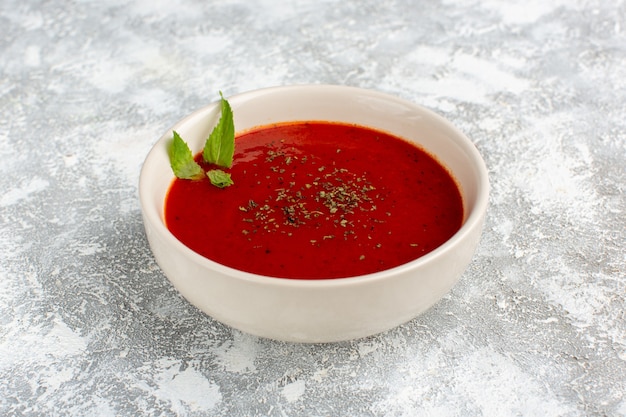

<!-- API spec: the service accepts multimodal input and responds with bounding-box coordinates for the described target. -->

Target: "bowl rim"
[139,84,489,288]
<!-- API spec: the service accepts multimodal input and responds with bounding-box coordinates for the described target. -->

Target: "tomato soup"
[164,122,463,279]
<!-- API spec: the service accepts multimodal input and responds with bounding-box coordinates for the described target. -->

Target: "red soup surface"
[165,122,463,279]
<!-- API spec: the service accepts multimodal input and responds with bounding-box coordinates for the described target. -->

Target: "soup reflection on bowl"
[139,85,489,343]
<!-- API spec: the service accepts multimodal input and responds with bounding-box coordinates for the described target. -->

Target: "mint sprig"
[203,92,235,168]
[168,131,205,180]
[168,92,235,188]
[207,169,234,188]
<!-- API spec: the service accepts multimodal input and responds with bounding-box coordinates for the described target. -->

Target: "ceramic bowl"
[139,85,489,343]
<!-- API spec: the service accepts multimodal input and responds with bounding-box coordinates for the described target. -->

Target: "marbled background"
[1,0,625,416]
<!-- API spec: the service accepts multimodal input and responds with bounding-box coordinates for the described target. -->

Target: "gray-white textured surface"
[1,0,625,415]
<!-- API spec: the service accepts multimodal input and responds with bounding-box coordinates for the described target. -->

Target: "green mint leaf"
[168,131,204,180]
[203,92,235,168]
[207,169,234,188]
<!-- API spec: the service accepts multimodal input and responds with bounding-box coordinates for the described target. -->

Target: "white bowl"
[139,85,489,343]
